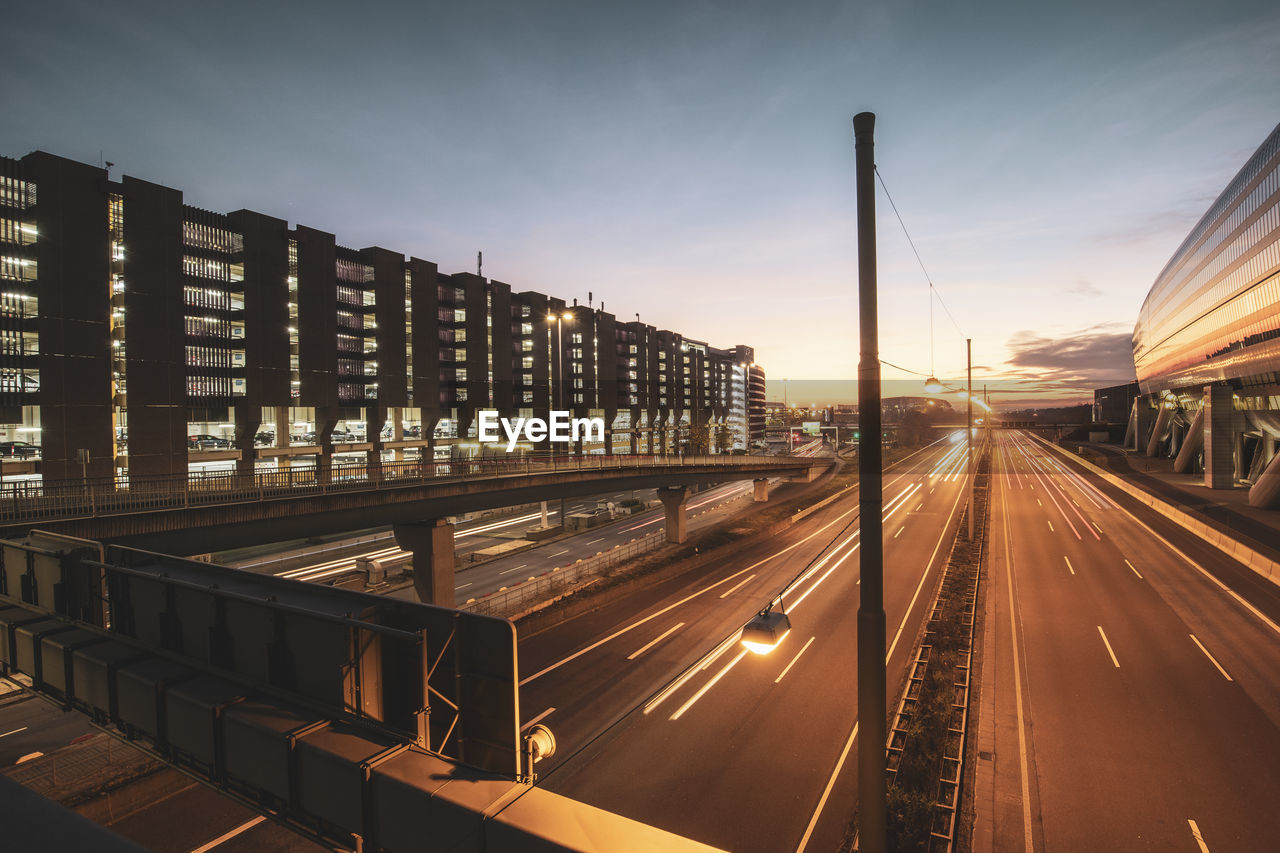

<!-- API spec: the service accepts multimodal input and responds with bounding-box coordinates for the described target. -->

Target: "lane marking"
[1046,520,1054,532]
[550,549,570,557]
[498,564,529,575]
[1125,559,1143,579]
[893,527,903,539]
[521,707,556,731]
[718,574,757,599]
[795,725,859,852]
[775,636,815,684]
[0,726,28,739]
[1097,625,1120,668]
[1063,556,1075,575]
[587,537,606,545]
[189,815,267,852]
[669,649,748,720]
[1000,452,1036,853]
[1188,819,1211,853]
[1189,634,1232,682]
[1036,498,1042,507]
[454,582,472,591]
[627,623,685,660]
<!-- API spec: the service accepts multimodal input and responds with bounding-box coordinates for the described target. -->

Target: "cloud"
[1067,279,1102,297]
[1002,324,1136,392]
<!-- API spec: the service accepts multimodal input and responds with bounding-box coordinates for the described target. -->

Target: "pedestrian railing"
[0,453,817,524]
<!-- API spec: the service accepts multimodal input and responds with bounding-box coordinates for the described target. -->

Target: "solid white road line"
[1125,559,1143,579]
[1188,819,1212,853]
[1189,634,1233,682]
[775,637,815,684]
[521,707,556,731]
[718,574,757,599]
[1097,625,1120,668]
[188,815,267,853]
[794,723,857,853]
[627,623,685,660]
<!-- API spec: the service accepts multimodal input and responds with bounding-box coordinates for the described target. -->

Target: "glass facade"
[1133,122,1280,395]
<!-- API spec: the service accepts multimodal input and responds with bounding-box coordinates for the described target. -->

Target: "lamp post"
[966,338,974,541]
[853,110,887,853]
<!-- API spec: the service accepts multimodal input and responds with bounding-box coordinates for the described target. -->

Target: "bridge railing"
[0,453,819,524]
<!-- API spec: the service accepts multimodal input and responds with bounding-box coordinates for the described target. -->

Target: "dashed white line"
[587,537,606,545]
[1188,819,1211,853]
[1125,559,1143,579]
[774,636,815,684]
[454,582,472,591]
[1046,520,1054,532]
[0,726,28,739]
[550,549,570,557]
[893,527,904,539]
[1097,625,1119,668]
[627,623,685,660]
[1063,556,1075,575]
[1189,634,1232,681]
[718,574,757,599]
[497,564,529,575]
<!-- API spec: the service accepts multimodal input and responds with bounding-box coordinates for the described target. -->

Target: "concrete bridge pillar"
[658,486,690,544]
[234,403,261,480]
[366,404,385,482]
[1204,386,1243,489]
[753,478,769,502]
[394,519,455,607]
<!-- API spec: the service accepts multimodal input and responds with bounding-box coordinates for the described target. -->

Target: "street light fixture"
[740,608,791,655]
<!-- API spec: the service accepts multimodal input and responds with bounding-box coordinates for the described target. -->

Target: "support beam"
[393,520,455,607]
[657,486,690,544]
[1173,407,1204,473]
[753,478,769,502]
[1145,404,1172,457]
[1251,440,1280,508]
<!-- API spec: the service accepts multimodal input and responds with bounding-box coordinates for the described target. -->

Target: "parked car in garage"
[0,440,39,458]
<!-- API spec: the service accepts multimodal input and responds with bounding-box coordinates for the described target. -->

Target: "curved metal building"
[1129,121,1280,507]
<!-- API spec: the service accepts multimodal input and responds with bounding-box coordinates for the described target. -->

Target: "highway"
[983,431,1280,852]
[514,436,972,851]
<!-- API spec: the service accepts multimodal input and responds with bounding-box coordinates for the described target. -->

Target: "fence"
[460,531,667,618]
[0,453,814,525]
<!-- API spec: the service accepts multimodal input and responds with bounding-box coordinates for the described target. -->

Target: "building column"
[1128,398,1154,452]
[389,406,404,463]
[658,486,690,544]
[233,402,260,480]
[1249,437,1280,508]
[1203,386,1242,490]
[1145,404,1172,457]
[365,404,385,483]
[1173,407,1204,474]
[393,519,455,606]
[314,406,338,485]
[753,478,769,502]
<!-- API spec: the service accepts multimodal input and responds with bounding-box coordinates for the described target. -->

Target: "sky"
[5,0,1279,408]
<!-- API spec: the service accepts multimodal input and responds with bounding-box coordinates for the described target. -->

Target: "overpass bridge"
[0,453,832,606]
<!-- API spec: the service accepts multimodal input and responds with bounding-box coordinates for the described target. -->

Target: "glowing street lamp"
[923,375,944,394]
[740,608,791,655]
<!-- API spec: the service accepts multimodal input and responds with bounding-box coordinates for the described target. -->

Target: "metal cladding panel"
[368,748,463,853]
[1,545,32,605]
[115,657,192,739]
[13,619,74,679]
[39,628,107,698]
[28,549,65,615]
[71,642,148,718]
[164,674,248,769]
[222,698,322,802]
[295,724,397,836]
[0,605,42,670]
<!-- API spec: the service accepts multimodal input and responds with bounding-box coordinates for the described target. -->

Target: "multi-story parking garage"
[1130,120,1280,508]
[0,151,766,487]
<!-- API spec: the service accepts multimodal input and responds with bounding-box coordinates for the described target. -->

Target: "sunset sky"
[5,0,1279,407]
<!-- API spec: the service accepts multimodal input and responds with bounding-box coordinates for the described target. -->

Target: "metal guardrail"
[0,453,818,525]
[461,531,667,618]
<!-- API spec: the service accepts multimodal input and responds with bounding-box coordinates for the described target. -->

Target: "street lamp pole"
[853,110,887,853]
[967,337,974,541]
